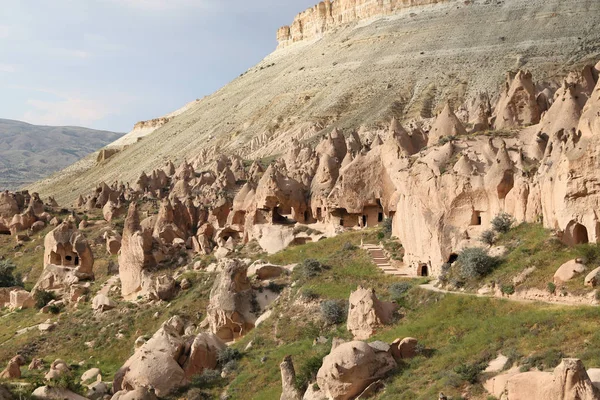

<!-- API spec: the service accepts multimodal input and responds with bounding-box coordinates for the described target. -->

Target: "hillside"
[29,0,600,205]
[0,119,123,191]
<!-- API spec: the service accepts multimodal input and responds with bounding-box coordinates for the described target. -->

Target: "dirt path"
[419,283,597,308]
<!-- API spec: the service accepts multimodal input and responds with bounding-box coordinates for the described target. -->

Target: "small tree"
[457,248,498,279]
[491,213,514,234]
[320,300,346,325]
[300,259,322,279]
[0,260,22,288]
[34,290,56,309]
[480,230,496,246]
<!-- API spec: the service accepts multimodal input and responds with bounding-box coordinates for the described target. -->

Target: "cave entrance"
[563,221,589,246]
[418,264,429,277]
[447,253,459,264]
[471,210,482,226]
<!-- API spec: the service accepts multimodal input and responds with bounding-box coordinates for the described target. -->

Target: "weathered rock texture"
[347,287,396,340]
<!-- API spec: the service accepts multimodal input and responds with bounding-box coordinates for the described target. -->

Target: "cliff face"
[277,0,447,48]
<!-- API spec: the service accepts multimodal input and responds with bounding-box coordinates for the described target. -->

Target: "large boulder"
[43,222,94,275]
[114,316,226,397]
[206,259,255,341]
[314,341,396,400]
[92,294,116,312]
[0,355,25,379]
[111,388,158,400]
[554,259,586,285]
[31,386,87,400]
[485,358,600,399]
[347,287,397,340]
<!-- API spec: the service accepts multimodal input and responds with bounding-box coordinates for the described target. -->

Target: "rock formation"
[0,355,25,379]
[313,341,396,399]
[347,287,396,340]
[485,358,600,399]
[280,356,302,400]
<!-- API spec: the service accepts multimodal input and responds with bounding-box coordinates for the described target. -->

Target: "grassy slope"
[2,225,600,399]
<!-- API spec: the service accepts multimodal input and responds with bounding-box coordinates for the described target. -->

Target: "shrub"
[300,289,320,301]
[188,369,221,389]
[438,135,457,146]
[320,300,346,325]
[265,281,284,293]
[547,282,556,294]
[0,260,22,288]
[389,282,411,299]
[295,354,325,392]
[501,284,515,295]
[457,248,498,279]
[491,213,514,234]
[300,259,323,279]
[454,362,485,384]
[217,348,241,366]
[480,230,496,246]
[34,290,56,309]
[342,242,356,251]
[381,218,393,237]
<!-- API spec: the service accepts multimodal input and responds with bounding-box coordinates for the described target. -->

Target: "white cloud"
[0,25,10,39]
[47,48,91,59]
[22,97,110,127]
[0,64,17,73]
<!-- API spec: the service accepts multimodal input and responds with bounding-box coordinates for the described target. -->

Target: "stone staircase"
[362,244,407,276]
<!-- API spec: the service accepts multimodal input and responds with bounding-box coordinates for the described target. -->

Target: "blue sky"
[0,0,315,132]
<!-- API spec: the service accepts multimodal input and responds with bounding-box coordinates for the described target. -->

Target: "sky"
[0,0,316,132]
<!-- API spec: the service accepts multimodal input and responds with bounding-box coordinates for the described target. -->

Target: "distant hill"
[0,119,123,190]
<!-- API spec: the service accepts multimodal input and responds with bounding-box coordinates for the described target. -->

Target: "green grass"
[450,223,600,296]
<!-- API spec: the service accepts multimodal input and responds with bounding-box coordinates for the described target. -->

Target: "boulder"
[44,359,70,381]
[585,267,600,287]
[390,338,419,361]
[28,358,44,371]
[182,333,226,378]
[315,341,396,400]
[554,259,586,285]
[0,355,25,379]
[154,275,177,301]
[111,388,158,400]
[206,259,255,341]
[485,358,600,399]
[347,287,397,340]
[81,368,102,385]
[31,386,87,400]
[92,294,116,312]
[9,290,34,310]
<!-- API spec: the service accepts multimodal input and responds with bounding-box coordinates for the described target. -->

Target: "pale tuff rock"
[554,259,587,285]
[494,70,541,129]
[0,355,25,379]
[31,386,88,400]
[33,222,94,297]
[9,290,35,310]
[280,356,302,400]
[114,316,225,397]
[585,267,600,287]
[314,341,396,400]
[44,359,70,381]
[111,388,158,400]
[347,287,397,340]
[485,358,600,400]
[92,294,116,312]
[276,0,446,48]
[80,368,102,385]
[206,259,255,341]
[427,103,467,146]
[390,338,419,362]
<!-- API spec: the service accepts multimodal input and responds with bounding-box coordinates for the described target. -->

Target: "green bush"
[454,362,485,384]
[456,248,498,279]
[501,284,515,295]
[34,290,56,309]
[300,259,323,279]
[295,354,326,392]
[300,289,320,301]
[491,213,514,234]
[389,282,411,299]
[0,260,23,288]
[480,230,496,246]
[381,218,393,237]
[342,242,357,251]
[320,300,346,325]
[547,282,556,294]
[217,348,241,366]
